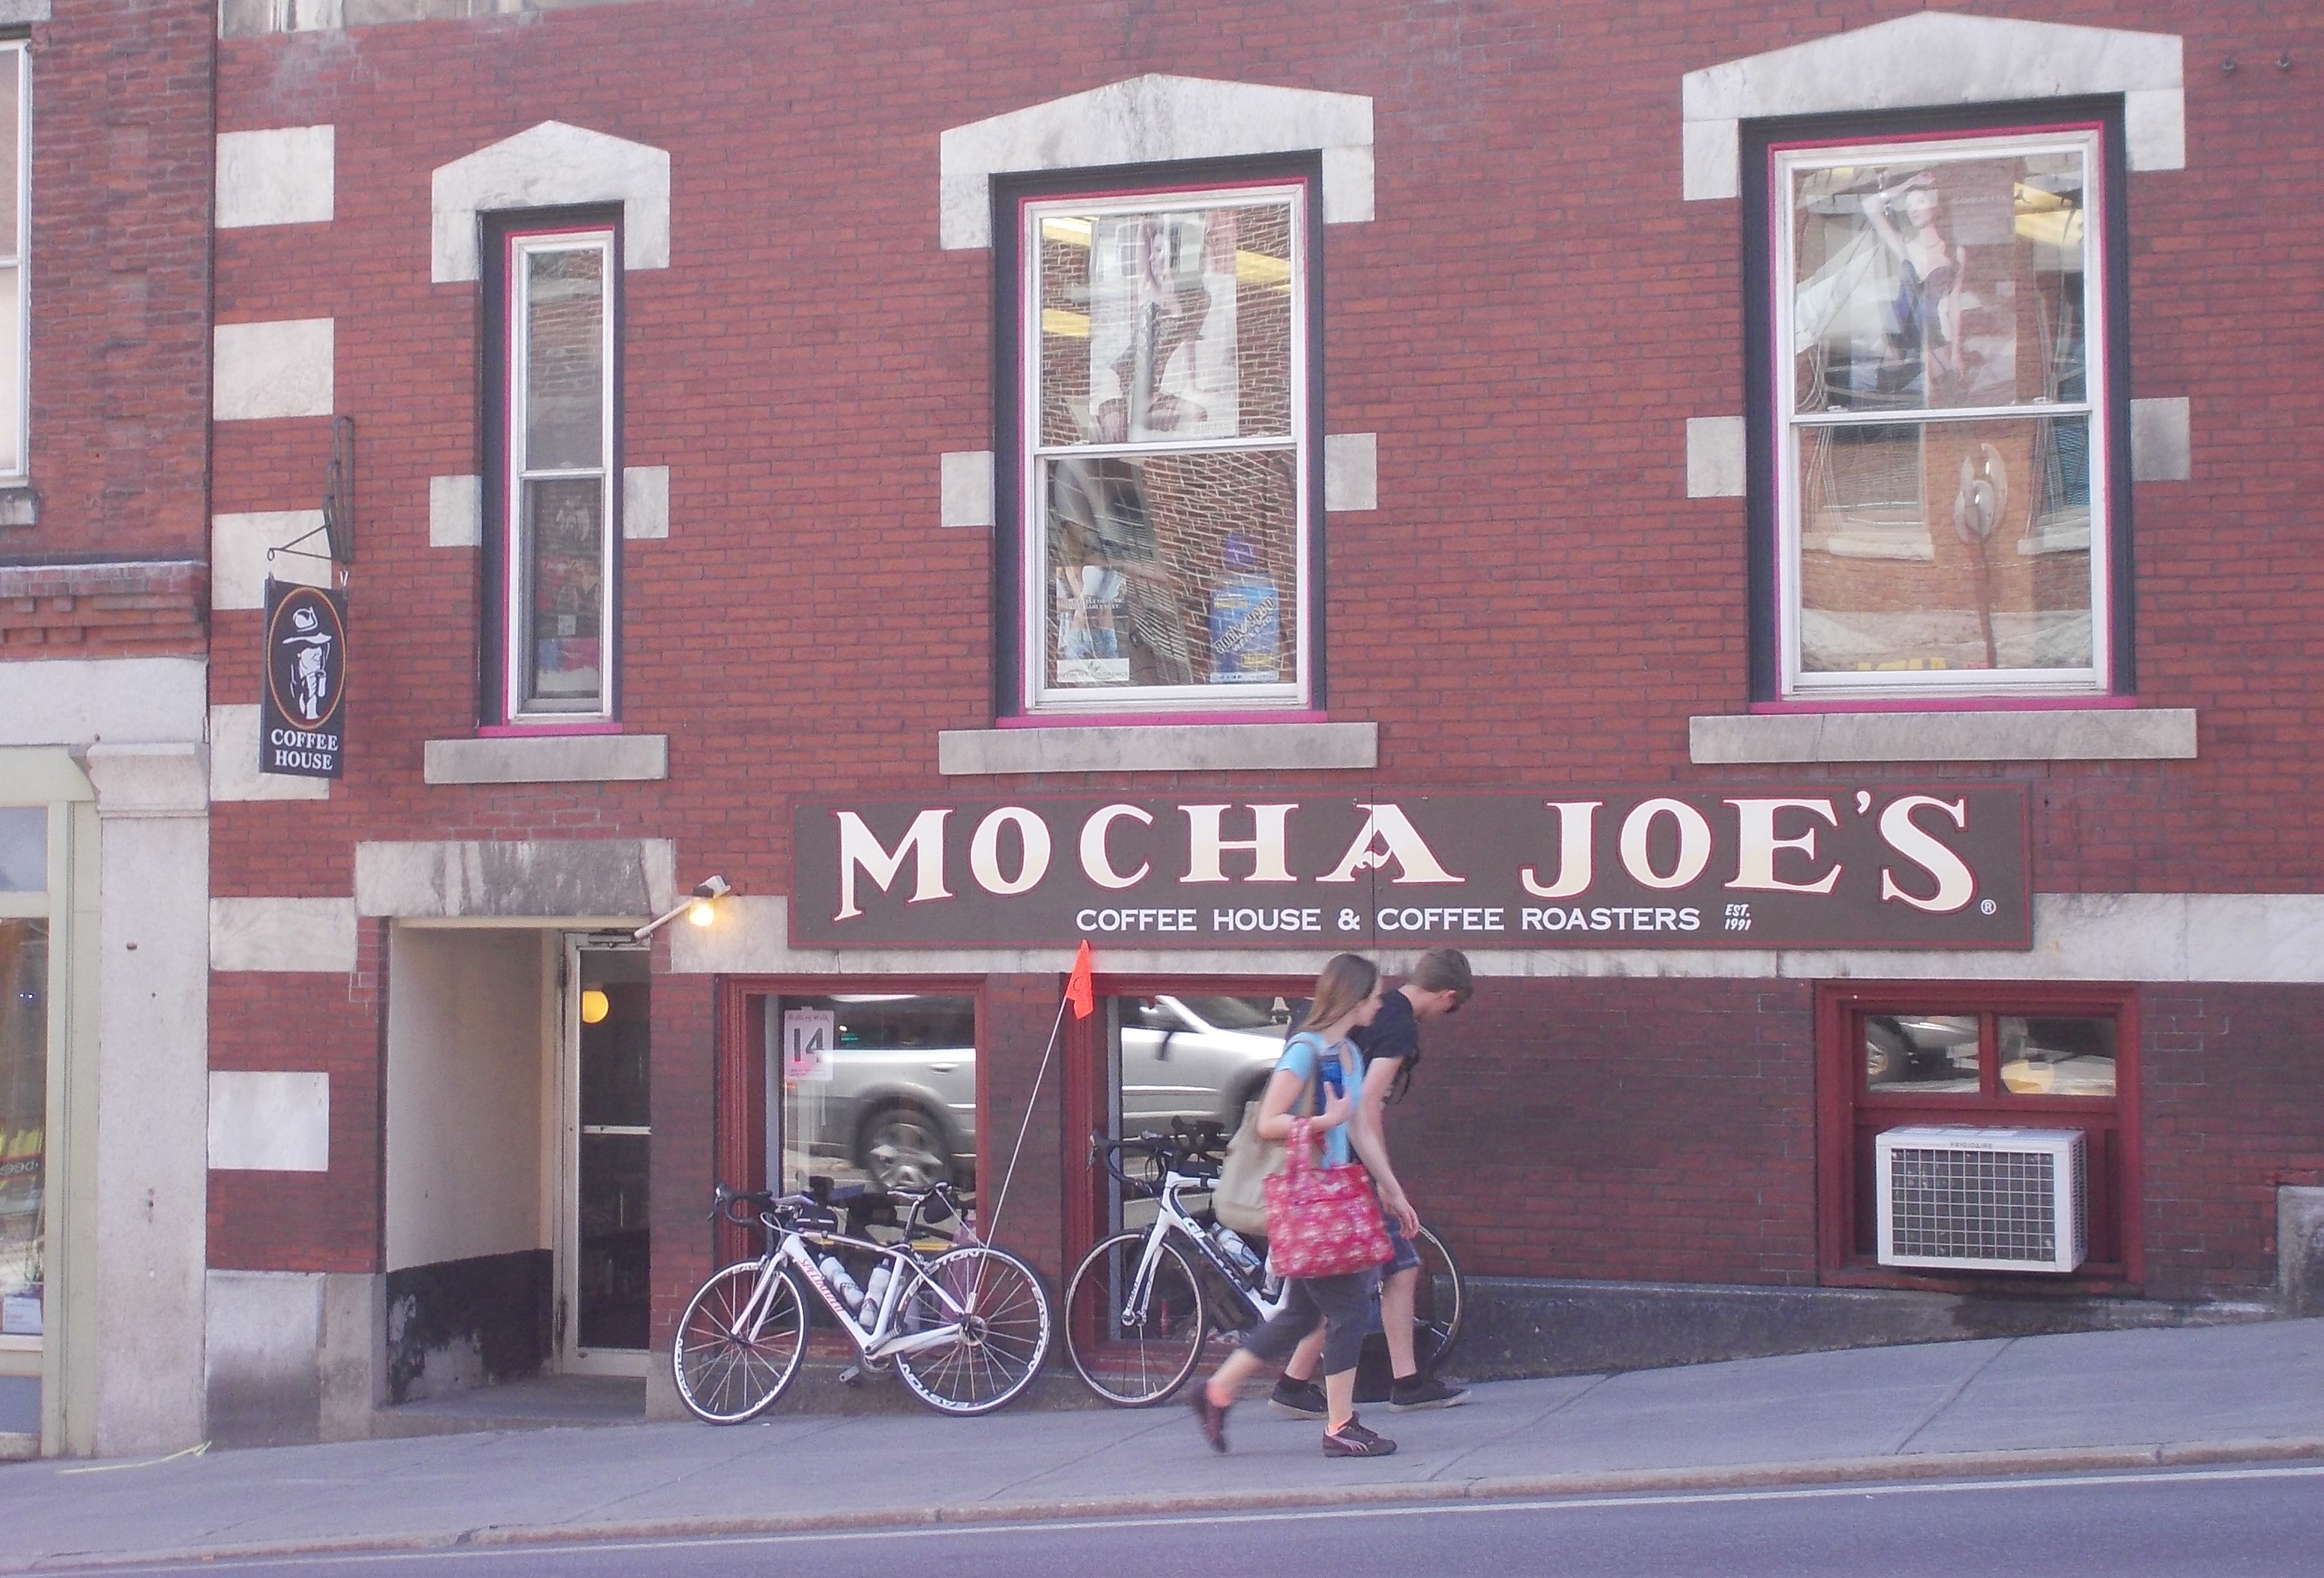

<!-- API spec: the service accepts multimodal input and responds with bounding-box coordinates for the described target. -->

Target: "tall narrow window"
[1016,181,1313,716]
[0,43,28,480]
[1769,125,2115,699]
[502,227,617,722]
[0,806,48,1342]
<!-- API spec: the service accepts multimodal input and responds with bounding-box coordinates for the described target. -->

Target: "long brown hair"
[1304,952,1379,1036]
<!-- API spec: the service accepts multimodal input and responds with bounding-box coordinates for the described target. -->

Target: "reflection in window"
[1108,994,1289,1231]
[1025,188,1309,712]
[0,806,41,893]
[1999,1015,2116,1098]
[0,920,45,1337]
[764,994,977,1203]
[1865,1013,1980,1094]
[1776,130,2110,698]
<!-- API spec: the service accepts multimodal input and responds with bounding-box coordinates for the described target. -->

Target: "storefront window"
[1773,127,2114,698]
[765,994,977,1203]
[1103,993,1292,1230]
[1018,182,1312,714]
[575,949,648,1351]
[0,806,40,892]
[0,917,45,1338]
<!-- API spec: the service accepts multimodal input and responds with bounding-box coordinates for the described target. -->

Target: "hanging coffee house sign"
[259,579,349,779]
[792,788,2032,949]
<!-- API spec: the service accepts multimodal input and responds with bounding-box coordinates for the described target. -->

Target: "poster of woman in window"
[1790,153,2088,413]
[1086,209,1240,441]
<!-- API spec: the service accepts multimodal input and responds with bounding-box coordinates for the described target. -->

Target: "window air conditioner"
[1874,1125,2086,1274]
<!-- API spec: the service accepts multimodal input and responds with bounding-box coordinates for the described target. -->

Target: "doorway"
[561,940,651,1373]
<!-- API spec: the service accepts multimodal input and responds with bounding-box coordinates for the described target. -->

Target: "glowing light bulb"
[579,988,610,1024]
[687,898,716,927]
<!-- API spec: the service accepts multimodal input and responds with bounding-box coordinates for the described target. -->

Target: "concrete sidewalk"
[2,1318,2320,1571]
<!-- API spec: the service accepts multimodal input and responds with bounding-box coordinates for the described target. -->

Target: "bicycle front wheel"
[1410,1224,1466,1377]
[671,1260,808,1424]
[893,1245,1054,1416]
[1063,1230,1209,1406]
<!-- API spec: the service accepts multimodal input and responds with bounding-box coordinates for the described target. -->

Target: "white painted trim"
[0,659,207,748]
[430,121,671,284]
[1685,416,1746,498]
[208,1072,331,1173]
[214,319,334,421]
[82,744,207,819]
[211,897,358,973]
[671,892,2324,987]
[211,511,331,610]
[2130,396,2191,483]
[1324,433,1377,513]
[428,475,482,548]
[1689,708,2197,764]
[353,838,677,920]
[208,705,331,802]
[938,74,1374,250]
[938,721,1377,776]
[1680,11,2185,201]
[621,466,668,541]
[939,451,993,529]
[423,734,668,785]
[216,125,335,229]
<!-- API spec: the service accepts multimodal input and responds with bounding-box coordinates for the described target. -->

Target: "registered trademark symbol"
[1979,898,1998,916]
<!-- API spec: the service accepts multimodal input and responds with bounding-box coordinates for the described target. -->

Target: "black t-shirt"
[1353,989,1421,1099]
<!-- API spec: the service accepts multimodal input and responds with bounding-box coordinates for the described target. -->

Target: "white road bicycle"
[1063,1125,1465,1407]
[673,1185,1053,1422]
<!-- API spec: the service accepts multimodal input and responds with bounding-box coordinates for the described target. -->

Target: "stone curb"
[10,1437,2323,1572]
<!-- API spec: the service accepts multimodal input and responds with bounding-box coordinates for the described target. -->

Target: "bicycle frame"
[1119,1166,1288,1332]
[730,1224,975,1363]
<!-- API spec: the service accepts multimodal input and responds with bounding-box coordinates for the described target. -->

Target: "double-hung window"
[0,43,27,483]
[1014,178,1314,716]
[1766,121,2118,700]
[498,223,618,723]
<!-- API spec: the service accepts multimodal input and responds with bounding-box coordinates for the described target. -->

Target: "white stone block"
[208,1072,331,1173]
[1685,416,1747,498]
[428,476,482,548]
[0,657,207,749]
[432,122,671,284]
[1689,708,2198,764]
[623,466,669,540]
[423,734,668,785]
[216,125,335,229]
[2131,396,2191,483]
[939,451,993,529]
[212,511,331,611]
[211,896,359,973]
[1324,433,1377,513]
[209,704,331,802]
[938,722,1378,776]
[214,319,334,421]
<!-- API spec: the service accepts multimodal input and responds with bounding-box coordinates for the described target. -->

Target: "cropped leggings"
[1236,1269,1378,1376]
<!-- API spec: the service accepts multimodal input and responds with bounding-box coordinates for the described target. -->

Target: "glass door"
[562,941,650,1370]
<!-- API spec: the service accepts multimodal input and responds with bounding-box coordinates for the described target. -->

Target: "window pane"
[1,920,46,1338]
[1044,450,1298,691]
[524,247,605,471]
[1999,1016,2116,1098]
[1111,994,1290,1230]
[768,994,977,1200]
[0,807,40,892]
[1865,1013,1979,1093]
[0,52,18,253]
[1796,415,2093,675]
[521,477,604,707]
[0,266,20,476]
[1792,150,2088,414]
[1037,200,1294,447]
[575,1132,649,1349]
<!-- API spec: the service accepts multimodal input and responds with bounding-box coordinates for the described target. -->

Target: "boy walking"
[1271,947,1473,1416]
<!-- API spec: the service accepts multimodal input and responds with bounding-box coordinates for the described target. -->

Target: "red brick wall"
[0,560,207,656]
[203,2,2323,1295]
[12,0,213,567]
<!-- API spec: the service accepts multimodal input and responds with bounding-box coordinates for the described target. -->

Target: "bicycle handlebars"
[1092,1120,1228,1192]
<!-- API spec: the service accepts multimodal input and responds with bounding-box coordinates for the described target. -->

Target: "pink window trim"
[1748,696,2135,716]
[477,721,627,738]
[995,710,1329,730]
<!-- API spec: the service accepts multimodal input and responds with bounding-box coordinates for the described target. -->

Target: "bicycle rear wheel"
[1410,1224,1466,1376]
[893,1245,1053,1416]
[671,1260,808,1424]
[1063,1230,1209,1406]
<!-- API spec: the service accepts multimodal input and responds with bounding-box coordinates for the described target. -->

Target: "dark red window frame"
[1816,980,2142,1291]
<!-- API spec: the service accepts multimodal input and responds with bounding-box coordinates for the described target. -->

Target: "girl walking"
[1188,953,1418,1458]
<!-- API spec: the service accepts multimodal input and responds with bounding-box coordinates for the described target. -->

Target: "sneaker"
[1268,1377,1327,1418]
[1188,1385,1231,1454]
[1322,1414,1398,1458]
[1388,1374,1469,1412]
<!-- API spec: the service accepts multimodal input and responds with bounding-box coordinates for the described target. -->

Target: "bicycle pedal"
[838,1364,866,1387]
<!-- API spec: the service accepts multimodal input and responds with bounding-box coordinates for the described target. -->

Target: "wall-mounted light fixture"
[636,875,734,942]
[579,988,612,1024]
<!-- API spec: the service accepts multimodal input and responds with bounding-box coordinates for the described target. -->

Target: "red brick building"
[28,0,2324,1451]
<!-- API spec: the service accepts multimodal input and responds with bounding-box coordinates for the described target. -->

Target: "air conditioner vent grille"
[1874,1125,2088,1274]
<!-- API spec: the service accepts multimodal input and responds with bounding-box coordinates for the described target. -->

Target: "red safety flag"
[1064,940,1094,1020]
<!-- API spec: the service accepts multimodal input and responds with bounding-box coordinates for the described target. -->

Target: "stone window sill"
[424,734,668,785]
[938,722,1378,776]
[1689,710,2197,764]
[0,486,37,527]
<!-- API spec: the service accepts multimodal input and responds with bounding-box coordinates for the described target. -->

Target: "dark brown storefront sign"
[791,788,2030,950]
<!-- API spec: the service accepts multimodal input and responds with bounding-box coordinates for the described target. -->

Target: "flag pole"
[977,941,1092,1253]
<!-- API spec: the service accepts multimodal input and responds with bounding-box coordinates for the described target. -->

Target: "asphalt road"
[74,1462,2324,1577]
